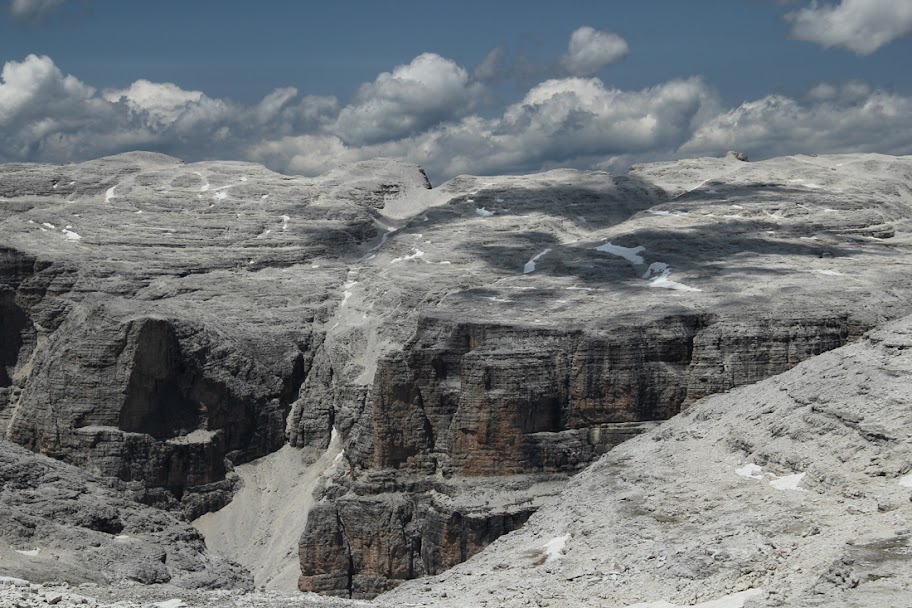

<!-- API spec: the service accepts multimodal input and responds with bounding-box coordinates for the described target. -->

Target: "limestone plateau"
[1,151,911,607]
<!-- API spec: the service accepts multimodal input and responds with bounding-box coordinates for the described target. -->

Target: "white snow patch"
[804,183,823,189]
[814,269,843,276]
[438,261,452,265]
[262,194,269,199]
[15,548,40,557]
[341,292,353,307]
[824,208,836,213]
[770,472,806,491]
[466,198,474,203]
[62,229,81,241]
[899,474,912,488]
[52,182,57,189]
[214,191,228,201]
[524,248,552,274]
[596,242,645,264]
[476,207,495,217]
[495,197,504,202]
[258,230,272,239]
[41,222,55,230]
[114,535,131,542]
[735,463,764,480]
[281,215,290,230]
[642,262,668,279]
[68,181,75,185]
[391,249,424,263]
[627,589,763,608]
[104,186,116,203]
[153,600,185,608]
[647,209,687,217]
[565,286,593,291]
[481,296,513,303]
[240,176,248,182]
[542,534,569,564]
[646,265,701,292]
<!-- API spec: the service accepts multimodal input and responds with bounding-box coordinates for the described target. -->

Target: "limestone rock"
[2,151,912,596]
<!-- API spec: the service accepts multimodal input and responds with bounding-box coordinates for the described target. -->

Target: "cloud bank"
[1,25,911,182]
[786,0,912,54]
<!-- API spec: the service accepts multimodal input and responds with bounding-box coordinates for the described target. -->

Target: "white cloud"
[681,82,912,158]
[332,52,486,145]
[2,52,912,183]
[560,26,629,76]
[786,0,912,54]
[8,0,67,23]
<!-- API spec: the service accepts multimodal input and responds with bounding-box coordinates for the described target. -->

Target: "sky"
[1,0,911,183]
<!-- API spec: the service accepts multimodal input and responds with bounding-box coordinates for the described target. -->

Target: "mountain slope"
[384,314,912,607]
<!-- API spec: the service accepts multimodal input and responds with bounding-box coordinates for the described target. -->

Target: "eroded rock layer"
[2,152,912,595]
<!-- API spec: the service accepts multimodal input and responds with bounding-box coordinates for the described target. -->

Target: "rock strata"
[2,152,912,595]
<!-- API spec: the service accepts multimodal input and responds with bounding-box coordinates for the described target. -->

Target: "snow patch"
[480,296,513,303]
[62,229,81,241]
[735,463,764,480]
[114,535,131,542]
[476,207,495,217]
[596,242,645,264]
[899,474,912,488]
[240,176,248,182]
[647,209,687,217]
[281,215,290,231]
[41,222,55,230]
[153,600,186,608]
[15,548,40,557]
[542,534,569,564]
[391,249,424,264]
[627,589,763,608]
[814,269,843,276]
[104,186,116,203]
[214,191,228,201]
[770,472,807,492]
[643,264,701,292]
[524,248,552,274]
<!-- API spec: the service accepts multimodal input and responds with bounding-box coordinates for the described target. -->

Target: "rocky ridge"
[1,151,912,596]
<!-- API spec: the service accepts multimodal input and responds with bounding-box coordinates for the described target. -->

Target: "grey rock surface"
[2,151,912,597]
[0,438,250,589]
[383,313,912,607]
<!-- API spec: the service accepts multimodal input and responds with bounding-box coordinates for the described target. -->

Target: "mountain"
[1,150,911,601]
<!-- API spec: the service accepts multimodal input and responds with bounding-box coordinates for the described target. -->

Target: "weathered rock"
[0,438,250,589]
[3,151,912,596]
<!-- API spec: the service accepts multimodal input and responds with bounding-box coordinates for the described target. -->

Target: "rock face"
[381,313,912,608]
[0,438,250,589]
[2,151,912,596]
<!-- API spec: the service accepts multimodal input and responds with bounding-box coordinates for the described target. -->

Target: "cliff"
[1,151,912,595]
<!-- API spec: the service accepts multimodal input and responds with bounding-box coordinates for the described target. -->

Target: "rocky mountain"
[383,312,912,608]
[1,150,912,601]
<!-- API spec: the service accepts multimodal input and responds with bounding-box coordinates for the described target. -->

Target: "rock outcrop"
[382,312,912,608]
[0,438,250,589]
[2,151,912,596]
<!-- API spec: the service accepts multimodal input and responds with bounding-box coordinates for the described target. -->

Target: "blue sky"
[1,0,911,182]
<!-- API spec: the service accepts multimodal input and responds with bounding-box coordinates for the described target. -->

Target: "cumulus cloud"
[786,0,912,54]
[681,82,912,158]
[333,53,486,145]
[560,26,629,76]
[2,52,912,183]
[8,0,68,23]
